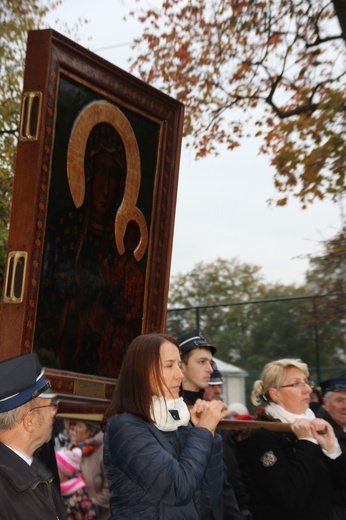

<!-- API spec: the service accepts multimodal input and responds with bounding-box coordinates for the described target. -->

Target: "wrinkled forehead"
[326,391,346,401]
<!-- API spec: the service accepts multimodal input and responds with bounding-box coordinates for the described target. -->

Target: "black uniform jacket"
[236,422,346,520]
[316,407,346,512]
[0,442,67,520]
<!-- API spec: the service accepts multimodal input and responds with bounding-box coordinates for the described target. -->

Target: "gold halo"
[66,100,148,260]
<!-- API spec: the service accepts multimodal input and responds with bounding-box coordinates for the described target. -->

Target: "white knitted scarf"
[266,402,315,423]
[151,396,190,431]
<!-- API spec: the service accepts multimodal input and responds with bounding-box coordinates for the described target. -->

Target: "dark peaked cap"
[209,367,223,385]
[0,352,48,413]
[179,329,216,355]
[320,375,346,396]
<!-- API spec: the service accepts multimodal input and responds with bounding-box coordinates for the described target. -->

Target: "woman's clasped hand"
[189,398,230,434]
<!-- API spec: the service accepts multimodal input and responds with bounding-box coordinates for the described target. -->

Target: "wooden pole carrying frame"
[217,420,292,432]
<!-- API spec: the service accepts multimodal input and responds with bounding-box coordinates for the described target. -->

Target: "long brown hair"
[103,333,179,425]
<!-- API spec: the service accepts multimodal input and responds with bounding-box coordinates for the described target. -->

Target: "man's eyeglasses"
[30,400,60,414]
[279,380,315,389]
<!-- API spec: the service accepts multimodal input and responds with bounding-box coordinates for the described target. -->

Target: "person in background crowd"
[53,418,71,450]
[179,329,247,520]
[203,359,253,520]
[236,358,346,520]
[309,386,323,413]
[228,403,254,421]
[179,329,215,406]
[0,353,67,519]
[317,375,346,520]
[317,376,346,436]
[204,363,224,402]
[103,333,229,519]
[56,447,97,519]
[66,418,110,520]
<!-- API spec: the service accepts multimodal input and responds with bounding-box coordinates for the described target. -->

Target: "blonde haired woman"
[237,358,346,520]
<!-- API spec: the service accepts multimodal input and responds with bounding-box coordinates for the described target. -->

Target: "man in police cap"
[317,375,346,443]
[204,363,224,402]
[179,330,247,520]
[179,328,216,406]
[0,352,67,519]
[316,375,346,519]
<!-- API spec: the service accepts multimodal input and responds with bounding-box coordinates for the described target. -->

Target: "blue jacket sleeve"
[199,430,224,511]
[105,413,224,508]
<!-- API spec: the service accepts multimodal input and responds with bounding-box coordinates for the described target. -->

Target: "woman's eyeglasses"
[279,380,314,389]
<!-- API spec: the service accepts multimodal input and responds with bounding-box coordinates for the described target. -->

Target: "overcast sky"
[45,0,344,287]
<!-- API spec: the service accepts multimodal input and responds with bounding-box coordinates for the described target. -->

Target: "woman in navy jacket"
[103,333,230,519]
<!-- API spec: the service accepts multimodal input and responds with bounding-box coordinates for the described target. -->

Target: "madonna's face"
[91,150,118,219]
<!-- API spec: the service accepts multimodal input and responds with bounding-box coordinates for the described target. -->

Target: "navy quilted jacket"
[103,412,224,519]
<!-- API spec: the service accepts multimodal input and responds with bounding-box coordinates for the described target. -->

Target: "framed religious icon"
[0,29,184,413]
